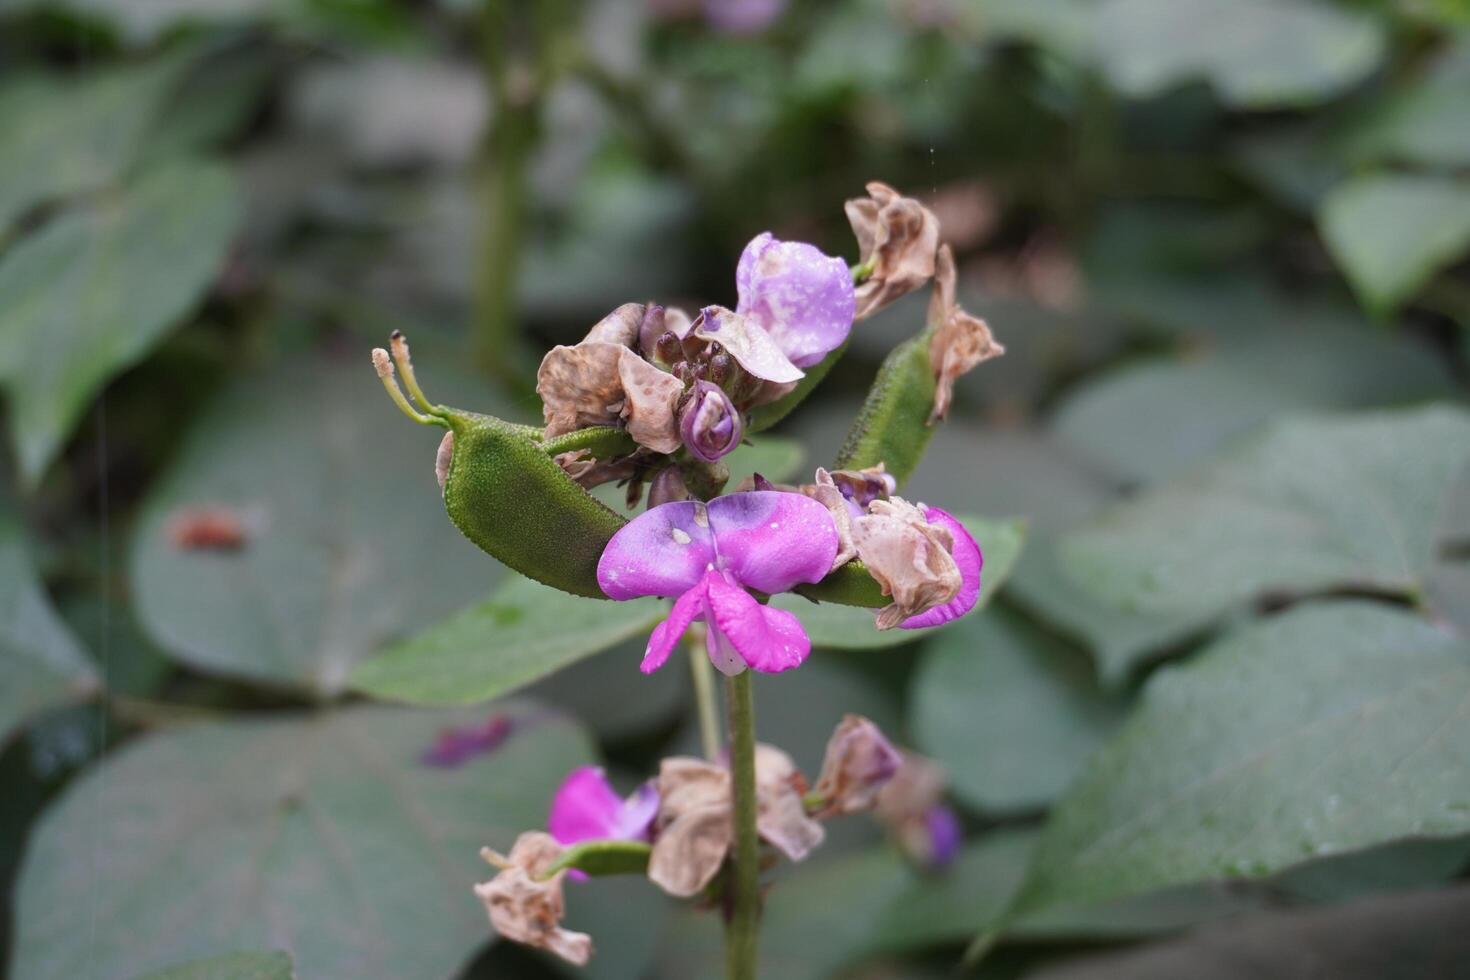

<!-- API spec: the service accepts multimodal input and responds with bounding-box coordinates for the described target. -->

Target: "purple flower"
[736,232,856,369]
[922,804,963,869]
[705,0,786,34]
[596,491,839,675]
[548,766,659,846]
[899,506,981,630]
[680,380,743,462]
[421,714,514,767]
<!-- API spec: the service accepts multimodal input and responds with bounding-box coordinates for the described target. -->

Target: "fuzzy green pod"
[440,411,627,598]
[833,326,936,485]
[374,335,629,599]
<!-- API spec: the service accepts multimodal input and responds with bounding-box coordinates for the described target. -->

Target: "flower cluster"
[474,715,944,965]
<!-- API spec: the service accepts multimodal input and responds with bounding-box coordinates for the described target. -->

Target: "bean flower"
[596,491,839,675]
[548,766,658,847]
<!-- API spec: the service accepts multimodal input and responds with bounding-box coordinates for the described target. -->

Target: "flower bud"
[637,304,669,358]
[647,466,690,508]
[810,714,903,817]
[679,380,743,463]
[654,330,685,367]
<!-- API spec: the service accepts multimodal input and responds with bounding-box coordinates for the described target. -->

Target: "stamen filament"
[389,330,436,414]
[372,348,439,426]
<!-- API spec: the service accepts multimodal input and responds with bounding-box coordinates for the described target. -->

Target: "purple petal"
[614,782,660,841]
[707,491,839,594]
[642,577,710,673]
[923,804,963,868]
[598,501,717,600]
[736,232,856,368]
[705,0,785,34]
[705,573,811,674]
[548,766,626,844]
[693,306,805,384]
[900,507,983,629]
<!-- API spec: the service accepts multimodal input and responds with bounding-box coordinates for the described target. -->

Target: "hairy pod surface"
[441,411,627,598]
[834,327,937,485]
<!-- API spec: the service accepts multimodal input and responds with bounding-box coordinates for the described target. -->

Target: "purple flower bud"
[638,304,669,358]
[679,380,743,463]
[647,466,690,508]
[922,804,963,869]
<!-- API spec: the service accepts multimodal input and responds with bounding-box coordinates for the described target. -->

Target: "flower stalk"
[724,671,761,980]
[687,624,722,761]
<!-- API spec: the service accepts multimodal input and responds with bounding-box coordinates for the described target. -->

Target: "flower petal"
[707,491,838,594]
[735,232,856,368]
[705,573,811,674]
[614,782,660,841]
[548,766,627,845]
[642,578,710,674]
[597,501,717,599]
[900,506,982,629]
[692,305,805,384]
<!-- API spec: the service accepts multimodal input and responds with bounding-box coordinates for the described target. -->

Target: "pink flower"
[596,491,840,675]
[548,766,658,846]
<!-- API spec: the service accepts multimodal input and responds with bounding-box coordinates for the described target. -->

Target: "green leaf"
[0,518,100,744]
[1003,601,1470,922]
[835,327,937,486]
[1061,407,1470,618]
[351,575,664,707]
[0,52,194,235]
[544,839,652,879]
[774,517,1025,650]
[132,951,295,980]
[912,607,1124,813]
[1050,316,1453,485]
[0,160,242,482]
[1091,0,1386,109]
[1319,174,1470,314]
[1341,39,1470,169]
[12,701,594,980]
[131,353,501,697]
[1023,887,1470,980]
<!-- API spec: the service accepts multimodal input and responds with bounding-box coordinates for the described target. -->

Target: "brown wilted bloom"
[799,469,858,571]
[846,181,942,320]
[167,507,247,551]
[552,449,640,492]
[647,747,824,898]
[810,715,903,818]
[928,244,1004,424]
[874,752,962,868]
[474,831,592,966]
[536,305,685,454]
[851,497,962,630]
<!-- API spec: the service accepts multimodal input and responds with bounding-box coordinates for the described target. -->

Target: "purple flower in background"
[899,506,981,630]
[680,380,743,462]
[921,804,963,869]
[422,714,514,767]
[736,232,855,368]
[705,0,786,34]
[597,491,839,675]
[548,766,659,846]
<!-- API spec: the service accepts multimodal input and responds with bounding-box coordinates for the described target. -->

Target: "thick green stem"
[724,671,760,980]
[686,625,721,761]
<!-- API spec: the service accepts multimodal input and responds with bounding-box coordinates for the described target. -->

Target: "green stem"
[687,625,722,761]
[475,2,543,392]
[724,671,761,980]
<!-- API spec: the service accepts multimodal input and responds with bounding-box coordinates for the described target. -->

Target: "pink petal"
[707,491,839,595]
[642,577,710,673]
[705,573,811,674]
[548,766,626,844]
[735,232,856,368]
[900,507,983,629]
[598,501,717,600]
[613,782,660,841]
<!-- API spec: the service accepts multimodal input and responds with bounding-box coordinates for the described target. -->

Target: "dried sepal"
[474,832,593,966]
[846,181,942,320]
[927,245,1004,423]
